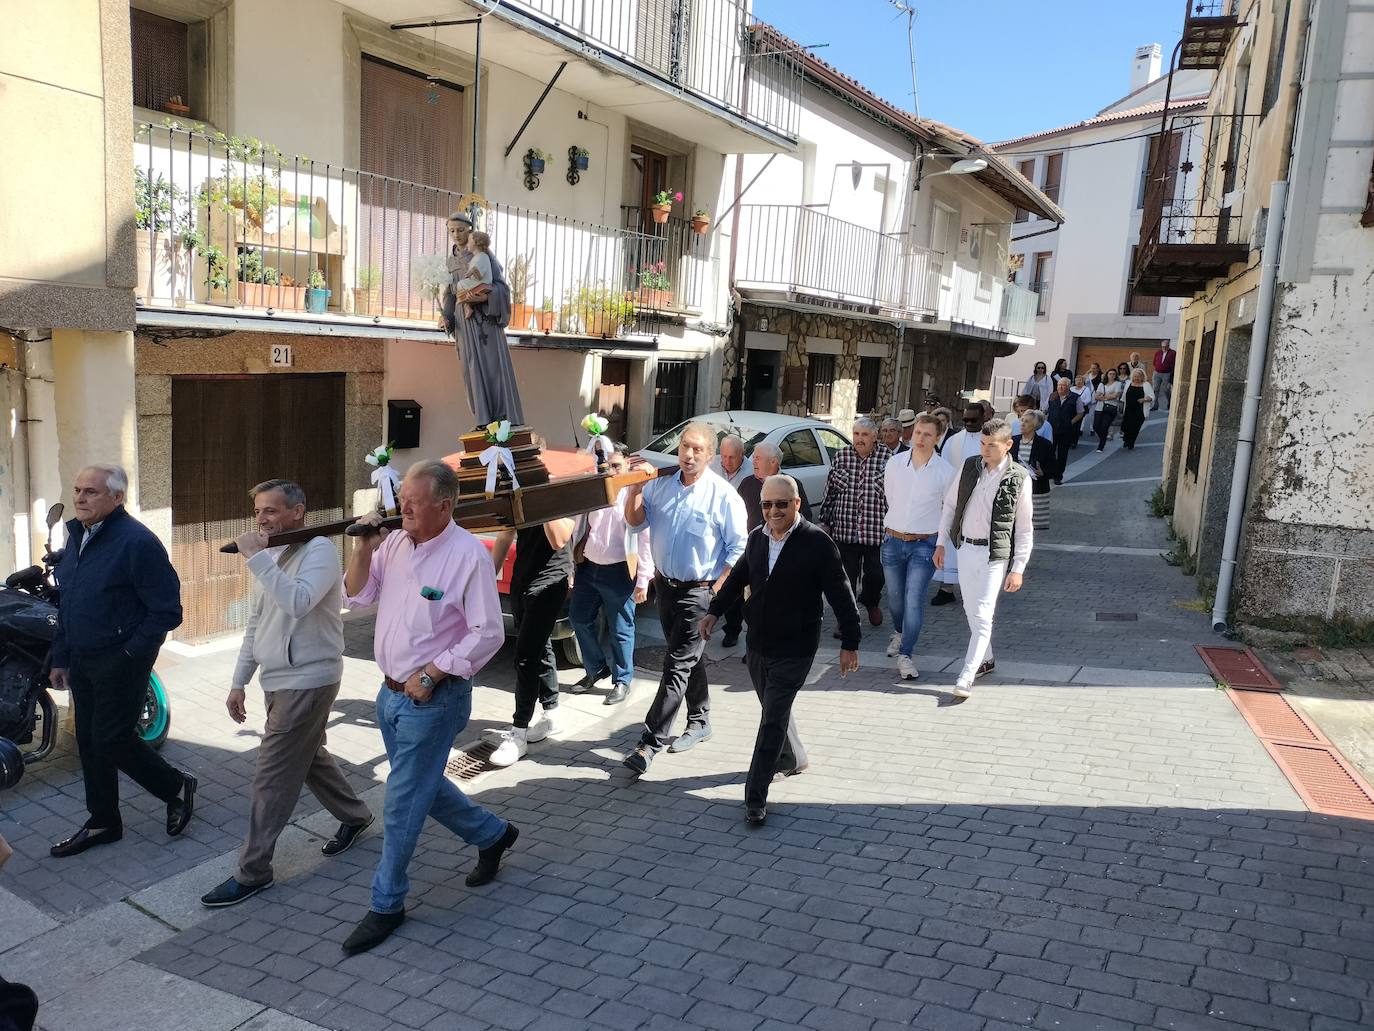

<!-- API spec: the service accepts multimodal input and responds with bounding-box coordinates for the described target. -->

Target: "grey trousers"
[237,682,372,886]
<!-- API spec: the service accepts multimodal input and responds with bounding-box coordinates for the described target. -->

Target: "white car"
[636,411,851,503]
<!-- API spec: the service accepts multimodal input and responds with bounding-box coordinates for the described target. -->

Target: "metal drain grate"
[1228,689,1322,742]
[1269,742,1374,820]
[1095,612,1139,622]
[1197,645,1284,691]
[446,741,496,781]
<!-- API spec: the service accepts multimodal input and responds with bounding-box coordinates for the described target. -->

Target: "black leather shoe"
[930,590,956,607]
[342,909,406,955]
[49,825,122,858]
[322,814,375,857]
[976,658,996,679]
[466,823,519,887]
[604,682,629,706]
[201,876,272,908]
[745,807,767,826]
[668,724,712,753]
[570,667,610,695]
[622,747,651,775]
[721,632,740,648]
[167,773,196,836]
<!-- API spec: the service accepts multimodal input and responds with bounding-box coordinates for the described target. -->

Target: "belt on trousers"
[885,528,936,542]
[384,677,406,693]
[960,536,990,547]
[655,573,712,590]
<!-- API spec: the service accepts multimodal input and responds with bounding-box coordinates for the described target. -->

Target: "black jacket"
[708,519,860,657]
[51,506,182,667]
[737,474,812,532]
[1046,392,1081,436]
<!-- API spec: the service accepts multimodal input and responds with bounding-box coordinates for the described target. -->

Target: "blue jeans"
[569,560,636,686]
[880,536,937,658]
[371,680,507,914]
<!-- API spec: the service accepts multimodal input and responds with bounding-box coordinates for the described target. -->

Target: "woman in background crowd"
[1092,369,1122,452]
[1011,409,1054,530]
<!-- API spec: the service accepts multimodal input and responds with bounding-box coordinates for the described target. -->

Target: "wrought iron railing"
[619,206,708,313]
[501,0,801,139]
[1185,0,1238,19]
[133,122,678,338]
[734,204,942,319]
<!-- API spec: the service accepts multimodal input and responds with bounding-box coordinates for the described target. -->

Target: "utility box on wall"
[388,399,422,450]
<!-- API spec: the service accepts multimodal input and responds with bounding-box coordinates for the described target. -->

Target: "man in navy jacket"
[48,464,195,858]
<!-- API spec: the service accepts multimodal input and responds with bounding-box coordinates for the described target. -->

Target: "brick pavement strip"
[5,447,1374,1029]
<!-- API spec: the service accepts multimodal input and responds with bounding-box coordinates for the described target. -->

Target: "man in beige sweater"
[200,480,373,908]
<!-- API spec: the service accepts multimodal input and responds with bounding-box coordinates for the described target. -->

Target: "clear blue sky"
[753,0,1184,143]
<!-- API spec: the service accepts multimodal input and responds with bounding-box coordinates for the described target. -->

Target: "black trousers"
[1093,407,1118,449]
[722,595,745,639]
[69,650,183,830]
[511,581,566,728]
[1121,403,1146,448]
[640,576,712,752]
[837,542,884,608]
[1053,432,1073,480]
[744,652,811,810]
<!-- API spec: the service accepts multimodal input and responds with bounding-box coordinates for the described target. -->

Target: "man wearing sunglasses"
[929,403,987,607]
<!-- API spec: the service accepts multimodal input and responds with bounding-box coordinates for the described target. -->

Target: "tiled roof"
[990,95,1210,150]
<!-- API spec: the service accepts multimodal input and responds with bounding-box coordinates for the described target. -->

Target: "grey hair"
[981,418,1013,442]
[83,463,128,497]
[880,417,901,431]
[1019,410,1045,431]
[249,479,306,508]
[680,422,717,455]
[852,417,878,435]
[405,459,460,504]
[718,434,744,455]
[752,441,782,468]
[762,473,799,500]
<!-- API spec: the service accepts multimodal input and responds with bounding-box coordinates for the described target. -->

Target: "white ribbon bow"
[479,445,520,496]
[370,465,402,514]
[584,434,614,460]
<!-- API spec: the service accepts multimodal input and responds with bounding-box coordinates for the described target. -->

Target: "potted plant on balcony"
[135,168,193,304]
[305,267,331,314]
[353,264,381,316]
[529,149,548,174]
[567,284,635,338]
[536,296,556,333]
[652,187,682,224]
[163,94,190,117]
[192,233,233,306]
[237,248,270,308]
[507,252,535,330]
[690,207,711,235]
[571,146,590,171]
[637,260,673,310]
[275,271,305,311]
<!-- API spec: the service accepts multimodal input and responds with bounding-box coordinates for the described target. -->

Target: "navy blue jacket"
[51,506,182,667]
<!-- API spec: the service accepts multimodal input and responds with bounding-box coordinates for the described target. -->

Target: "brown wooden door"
[170,373,346,640]
[598,358,632,445]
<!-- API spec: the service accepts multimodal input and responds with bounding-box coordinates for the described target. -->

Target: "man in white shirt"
[880,414,954,680]
[568,446,654,706]
[930,402,987,607]
[936,419,1034,699]
[708,434,750,488]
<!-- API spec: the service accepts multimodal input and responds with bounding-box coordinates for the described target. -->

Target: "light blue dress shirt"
[634,468,747,581]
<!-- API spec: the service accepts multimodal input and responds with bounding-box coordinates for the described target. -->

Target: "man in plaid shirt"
[818,417,891,627]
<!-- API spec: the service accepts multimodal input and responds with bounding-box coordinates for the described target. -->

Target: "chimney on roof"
[1131,43,1162,91]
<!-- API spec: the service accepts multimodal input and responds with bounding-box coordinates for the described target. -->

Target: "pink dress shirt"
[580,488,655,591]
[344,520,504,682]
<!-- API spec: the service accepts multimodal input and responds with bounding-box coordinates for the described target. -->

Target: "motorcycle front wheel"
[136,671,171,750]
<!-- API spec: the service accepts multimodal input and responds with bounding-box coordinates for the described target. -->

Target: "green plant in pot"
[135,168,194,302]
[306,267,331,314]
[566,283,635,338]
[536,296,556,333]
[507,252,536,330]
[353,264,380,316]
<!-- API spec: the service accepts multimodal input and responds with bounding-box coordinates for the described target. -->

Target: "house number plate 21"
[271,345,293,367]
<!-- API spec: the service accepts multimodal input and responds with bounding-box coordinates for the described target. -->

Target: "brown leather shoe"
[867,606,883,627]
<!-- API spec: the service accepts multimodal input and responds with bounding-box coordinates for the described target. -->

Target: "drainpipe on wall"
[1211,179,1288,634]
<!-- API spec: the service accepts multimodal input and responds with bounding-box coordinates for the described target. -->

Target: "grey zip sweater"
[232,537,344,692]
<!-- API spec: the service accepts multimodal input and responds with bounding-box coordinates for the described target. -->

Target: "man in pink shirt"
[1152,340,1176,411]
[340,459,516,954]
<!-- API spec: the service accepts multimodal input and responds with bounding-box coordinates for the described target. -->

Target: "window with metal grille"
[653,359,698,433]
[856,357,882,414]
[1261,2,1292,119]
[1124,246,1161,316]
[1186,326,1217,476]
[1030,252,1053,316]
[1041,152,1063,206]
[1014,159,1035,222]
[131,8,189,114]
[1138,131,1183,209]
[807,354,835,414]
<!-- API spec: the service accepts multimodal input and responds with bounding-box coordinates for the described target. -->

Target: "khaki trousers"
[237,682,372,886]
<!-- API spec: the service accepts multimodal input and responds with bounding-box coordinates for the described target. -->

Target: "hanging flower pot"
[651,188,682,224]
[690,210,710,235]
[651,203,671,225]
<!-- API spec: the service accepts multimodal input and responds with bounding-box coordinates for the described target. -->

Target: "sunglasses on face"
[759,500,792,510]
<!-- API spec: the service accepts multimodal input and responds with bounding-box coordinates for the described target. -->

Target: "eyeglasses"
[759,500,793,510]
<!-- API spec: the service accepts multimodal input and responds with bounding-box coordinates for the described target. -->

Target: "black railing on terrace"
[133,122,677,338]
[504,0,801,140]
[619,206,707,313]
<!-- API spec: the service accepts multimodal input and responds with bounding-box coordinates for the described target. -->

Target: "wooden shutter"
[1015,159,1035,222]
[131,8,189,113]
[1042,153,1063,205]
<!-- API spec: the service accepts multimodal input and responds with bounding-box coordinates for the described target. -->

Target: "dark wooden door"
[598,358,632,445]
[747,349,779,413]
[170,373,346,639]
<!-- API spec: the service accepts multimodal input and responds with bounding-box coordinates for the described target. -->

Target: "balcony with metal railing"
[133,122,686,341]
[1132,112,1254,297]
[1180,0,1242,70]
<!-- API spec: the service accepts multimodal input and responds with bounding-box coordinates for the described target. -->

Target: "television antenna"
[887,0,920,119]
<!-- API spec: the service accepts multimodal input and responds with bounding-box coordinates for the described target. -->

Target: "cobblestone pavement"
[4,419,1372,1031]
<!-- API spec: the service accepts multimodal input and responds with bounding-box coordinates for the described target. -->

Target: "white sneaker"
[482,724,511,745]
[952,680,973,699]
[886,632,902,658]
[525,707,559,743]
[488,727,527,767]
[898,655,918,680]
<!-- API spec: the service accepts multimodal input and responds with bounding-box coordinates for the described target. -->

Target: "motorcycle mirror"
[45,504,64,529]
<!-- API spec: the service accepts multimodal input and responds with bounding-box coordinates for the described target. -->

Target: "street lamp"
[915,154,988,190]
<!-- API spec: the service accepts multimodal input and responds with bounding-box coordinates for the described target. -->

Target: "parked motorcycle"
[0,504,171,763]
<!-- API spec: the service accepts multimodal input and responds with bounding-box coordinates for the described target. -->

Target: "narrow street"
[3,423,1370,1031]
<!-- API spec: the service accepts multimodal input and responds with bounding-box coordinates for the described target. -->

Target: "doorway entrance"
[598,358,633,445]
[746,349,780,412]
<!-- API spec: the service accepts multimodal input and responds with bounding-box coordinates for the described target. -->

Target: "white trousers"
[956,543,1005,684]
[939,543,959,586]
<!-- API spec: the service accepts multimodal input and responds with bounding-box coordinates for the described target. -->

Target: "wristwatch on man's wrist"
[418,671,439,691]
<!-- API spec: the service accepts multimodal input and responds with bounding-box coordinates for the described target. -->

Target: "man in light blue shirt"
[621,423,746,774]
